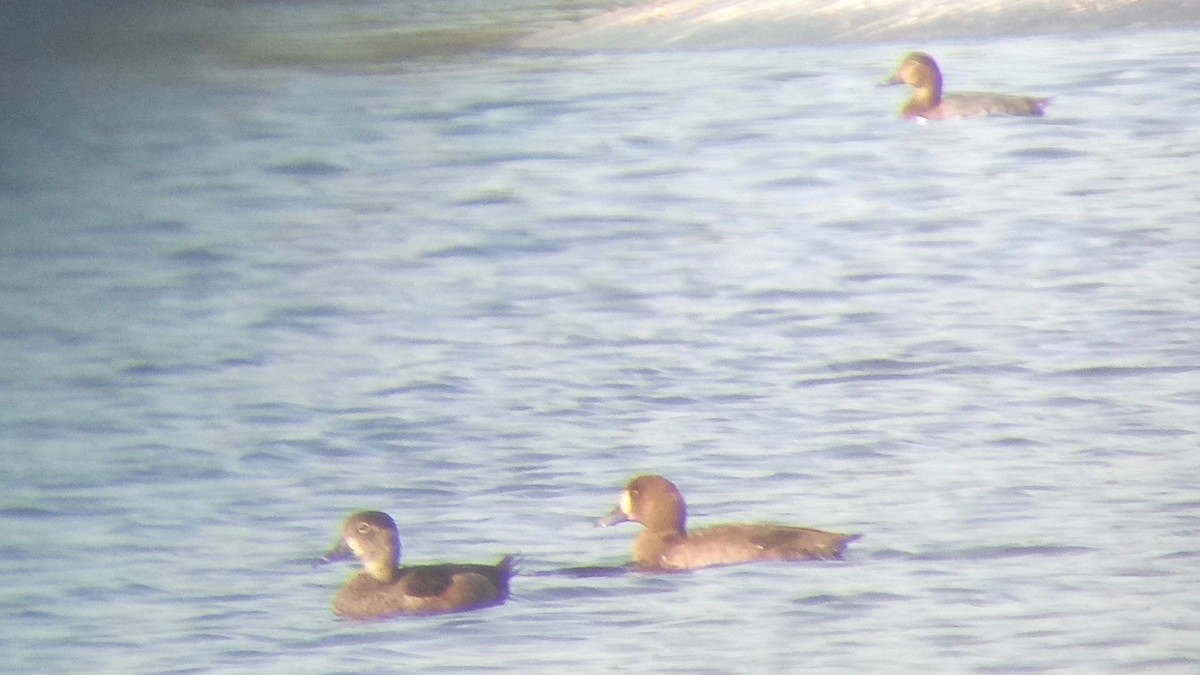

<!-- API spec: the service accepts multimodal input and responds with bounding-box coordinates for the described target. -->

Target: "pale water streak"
[1,1,1199,673]
[522,0,1200,50]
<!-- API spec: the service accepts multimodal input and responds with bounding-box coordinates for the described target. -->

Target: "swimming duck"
[317,510,515,618]
[883,51,1048,121]
[596,475,860,571]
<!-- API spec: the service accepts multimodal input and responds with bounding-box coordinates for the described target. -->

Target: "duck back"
[935,91,1048,119]
[333,556,515,619]
[651,524,859,570]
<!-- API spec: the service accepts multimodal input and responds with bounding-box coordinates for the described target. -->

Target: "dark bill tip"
[315,539,354,566]
[594,505,630,528]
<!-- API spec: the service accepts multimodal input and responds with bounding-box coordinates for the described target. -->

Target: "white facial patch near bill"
[620,489,634,517]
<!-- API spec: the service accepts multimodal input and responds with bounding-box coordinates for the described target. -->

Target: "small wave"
[265,159,348,177]
[534,564,632,578]
[1051,364,1200,378]
[876,544,1096,561]
[795,590,911,606]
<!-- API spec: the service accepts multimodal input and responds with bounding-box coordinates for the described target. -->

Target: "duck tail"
[836,533,864,559]
[495,554,519,594]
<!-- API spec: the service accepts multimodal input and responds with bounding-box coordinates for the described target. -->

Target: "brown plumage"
[318,510,514,619]
[596,475,860,571]
[884,51,1048,121]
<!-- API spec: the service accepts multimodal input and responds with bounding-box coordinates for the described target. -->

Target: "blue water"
[2,1,1199,672]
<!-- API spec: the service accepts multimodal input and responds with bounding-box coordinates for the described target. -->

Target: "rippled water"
[1,1,1199,672]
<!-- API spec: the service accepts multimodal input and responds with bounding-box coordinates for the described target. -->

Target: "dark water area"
[1,0,1199,672]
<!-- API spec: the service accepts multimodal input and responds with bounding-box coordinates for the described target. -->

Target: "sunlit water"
[1,1,1198,672]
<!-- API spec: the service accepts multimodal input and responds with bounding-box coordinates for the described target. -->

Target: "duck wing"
[747,525,860,560]
[398,565,457,597]
[400,557,516,598]
[941,91,1047,118]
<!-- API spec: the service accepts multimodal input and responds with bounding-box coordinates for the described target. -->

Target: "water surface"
[1,1,1199,672]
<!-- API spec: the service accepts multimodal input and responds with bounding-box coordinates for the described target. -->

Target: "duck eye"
[356,523,371,534]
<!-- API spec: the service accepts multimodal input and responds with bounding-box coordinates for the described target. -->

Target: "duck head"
[597,475,688,535]
[319,510,401,582]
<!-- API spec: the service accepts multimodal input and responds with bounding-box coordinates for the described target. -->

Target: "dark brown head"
[596,475,687,535]
[884,51,944,105]
[319,510,401,582]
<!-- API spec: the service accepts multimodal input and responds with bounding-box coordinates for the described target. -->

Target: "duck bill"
[316,538,354,565]
[879,75,902,87]
[595,504,630,528]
